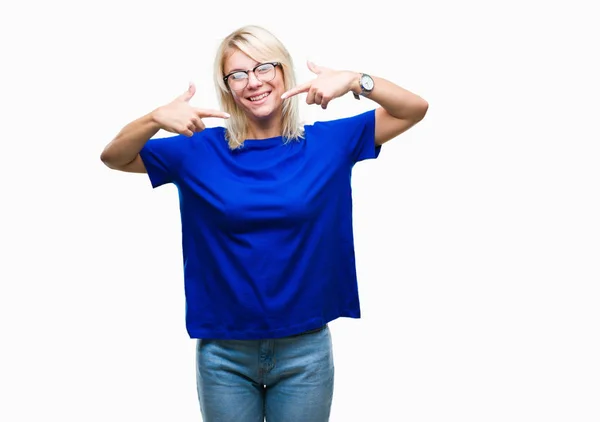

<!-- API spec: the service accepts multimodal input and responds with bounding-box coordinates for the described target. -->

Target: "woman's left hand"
[281,61,358,109]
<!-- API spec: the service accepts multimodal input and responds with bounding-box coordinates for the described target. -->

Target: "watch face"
[361,74,374,90]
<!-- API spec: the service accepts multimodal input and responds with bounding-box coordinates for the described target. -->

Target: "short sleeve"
[347,109,380,163]
[139,134,187,188]
[309,109,380,165]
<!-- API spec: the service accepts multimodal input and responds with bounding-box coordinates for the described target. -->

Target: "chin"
[250,110,276,122]
[246,100,282,119]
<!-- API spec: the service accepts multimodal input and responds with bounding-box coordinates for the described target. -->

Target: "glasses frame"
[223,62,282,91]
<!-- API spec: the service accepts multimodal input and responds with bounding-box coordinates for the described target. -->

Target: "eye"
[230,72,247,81]
[256,64,273,74]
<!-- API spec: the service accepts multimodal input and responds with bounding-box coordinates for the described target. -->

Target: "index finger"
[281,82,311,99]
[194,108,230,119]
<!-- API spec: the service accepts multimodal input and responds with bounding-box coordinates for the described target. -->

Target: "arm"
[100,112,160,173]
[282,61,428,146]
[349,74,429,146]
[100,83,229,173]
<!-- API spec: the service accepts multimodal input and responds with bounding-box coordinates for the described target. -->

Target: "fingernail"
[224,113,230,118]
[281,94,287,99]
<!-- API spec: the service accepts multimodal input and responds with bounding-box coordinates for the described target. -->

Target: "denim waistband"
[289,324,327,337]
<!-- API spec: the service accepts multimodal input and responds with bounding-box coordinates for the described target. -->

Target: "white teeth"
[249,92,269,101]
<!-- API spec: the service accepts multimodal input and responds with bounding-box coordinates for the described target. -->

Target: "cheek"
[231,92,245,106]
[275,77,286,92]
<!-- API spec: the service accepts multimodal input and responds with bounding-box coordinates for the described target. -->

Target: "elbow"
[100,146,119,169]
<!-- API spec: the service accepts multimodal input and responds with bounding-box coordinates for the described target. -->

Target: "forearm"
[350,73,428,121]
[100,112,161,168]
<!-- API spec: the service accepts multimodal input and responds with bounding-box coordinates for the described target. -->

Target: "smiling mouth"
[248,92,270,102]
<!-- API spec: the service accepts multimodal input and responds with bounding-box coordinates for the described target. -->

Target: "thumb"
[178,82,196,102]
[307,60,323,75]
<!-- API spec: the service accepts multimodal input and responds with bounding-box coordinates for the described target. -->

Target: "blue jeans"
[196,325,334,422]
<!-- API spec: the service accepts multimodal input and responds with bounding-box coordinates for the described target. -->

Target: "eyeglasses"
[223,62,281,91]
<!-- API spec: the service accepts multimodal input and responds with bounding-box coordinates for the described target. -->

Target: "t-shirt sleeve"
[139,134,187,188]
[312,109,380,164]
[347,108,380,164]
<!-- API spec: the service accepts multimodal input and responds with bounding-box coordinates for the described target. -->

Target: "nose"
[246,71,263,89]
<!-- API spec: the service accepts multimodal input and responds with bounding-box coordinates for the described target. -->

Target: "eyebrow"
[225,62,261,74]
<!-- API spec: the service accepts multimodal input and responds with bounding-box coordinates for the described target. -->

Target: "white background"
[1,0,599,421]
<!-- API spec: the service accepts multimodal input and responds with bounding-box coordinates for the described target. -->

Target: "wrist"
[149,107,165,129]
[347,71,362,95]
[351,72,375,100]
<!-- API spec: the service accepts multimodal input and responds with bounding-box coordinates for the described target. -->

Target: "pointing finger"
[281,82,311,99]
[194,108,230,119]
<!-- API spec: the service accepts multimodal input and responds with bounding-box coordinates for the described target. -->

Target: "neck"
[246,115,284,140]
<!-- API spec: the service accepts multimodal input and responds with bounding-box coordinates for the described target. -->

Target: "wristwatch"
[353,73,374,100]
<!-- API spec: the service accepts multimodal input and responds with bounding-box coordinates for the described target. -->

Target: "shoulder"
[305,109,375,133]
[142,126,227,157]
[303,110,376,142]
[173,126,227,149]
[301,109,379,162]
[192,126,228,150]
[192,125,226,144]
[149,126,225,143]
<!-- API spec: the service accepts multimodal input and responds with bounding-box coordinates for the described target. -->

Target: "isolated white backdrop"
[1,0,599,421]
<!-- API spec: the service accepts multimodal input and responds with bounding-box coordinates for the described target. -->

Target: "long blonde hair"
[213,25,304,149]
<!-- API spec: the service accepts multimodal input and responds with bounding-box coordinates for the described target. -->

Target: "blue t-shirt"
[139,109,380,339]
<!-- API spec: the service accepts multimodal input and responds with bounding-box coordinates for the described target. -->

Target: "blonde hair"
[213,25,304,149]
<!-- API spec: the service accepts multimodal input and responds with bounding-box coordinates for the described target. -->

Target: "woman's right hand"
[152,83,230,137]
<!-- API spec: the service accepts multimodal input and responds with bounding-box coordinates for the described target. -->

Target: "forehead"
[224,50,259,73]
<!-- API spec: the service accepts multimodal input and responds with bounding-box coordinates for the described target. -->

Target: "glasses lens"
[255,63,275,82]
[228,72,248,91]
[226,63,277,91]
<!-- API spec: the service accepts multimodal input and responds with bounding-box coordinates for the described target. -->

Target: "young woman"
[100,24,428,422]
